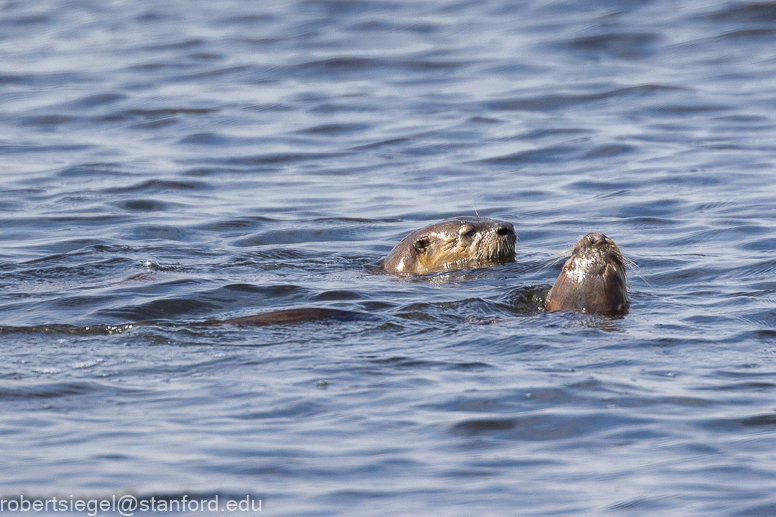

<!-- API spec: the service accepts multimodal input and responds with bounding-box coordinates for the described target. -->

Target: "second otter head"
[381,217,516,276]
[545,233,628,315]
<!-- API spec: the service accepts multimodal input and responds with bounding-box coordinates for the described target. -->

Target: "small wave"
[0,324,136,336]
[450,413,639,441]
[560,32,662,60]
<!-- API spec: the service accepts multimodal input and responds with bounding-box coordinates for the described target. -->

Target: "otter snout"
[582,233,615,250]
[585,232,606,245]
[496,222,515,237]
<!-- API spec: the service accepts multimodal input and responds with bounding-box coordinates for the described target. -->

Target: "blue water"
[3,0,776,515]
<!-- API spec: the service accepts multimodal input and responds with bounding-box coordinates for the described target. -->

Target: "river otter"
[380,217,516,276]
[545,233,628,315]
[217,218,515,325]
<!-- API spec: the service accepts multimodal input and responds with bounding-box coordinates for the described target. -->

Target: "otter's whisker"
[621,254,650,287]
[538,249,573,272]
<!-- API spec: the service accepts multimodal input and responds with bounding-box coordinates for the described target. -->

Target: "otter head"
[381,217,516,276]
[545,233,628,315]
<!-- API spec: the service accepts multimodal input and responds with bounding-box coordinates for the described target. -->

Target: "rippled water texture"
[3,0,776,515]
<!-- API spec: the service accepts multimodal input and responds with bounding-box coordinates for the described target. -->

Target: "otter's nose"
[496,223,515,237]
[587,233,607,245]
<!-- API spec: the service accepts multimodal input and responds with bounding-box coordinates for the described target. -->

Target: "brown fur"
[545,233,628,315]
[381,217,516,276]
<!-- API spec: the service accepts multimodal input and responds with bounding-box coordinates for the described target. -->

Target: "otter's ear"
[413,236,431,254]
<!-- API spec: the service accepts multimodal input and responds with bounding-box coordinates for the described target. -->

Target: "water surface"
[2,0,776,515]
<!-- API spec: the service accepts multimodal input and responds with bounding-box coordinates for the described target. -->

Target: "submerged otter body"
[381,217,516,276]
[545,233,628,315]
[217,308,367,326]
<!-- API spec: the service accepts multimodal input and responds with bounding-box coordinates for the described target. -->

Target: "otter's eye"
[459,224,476,238]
